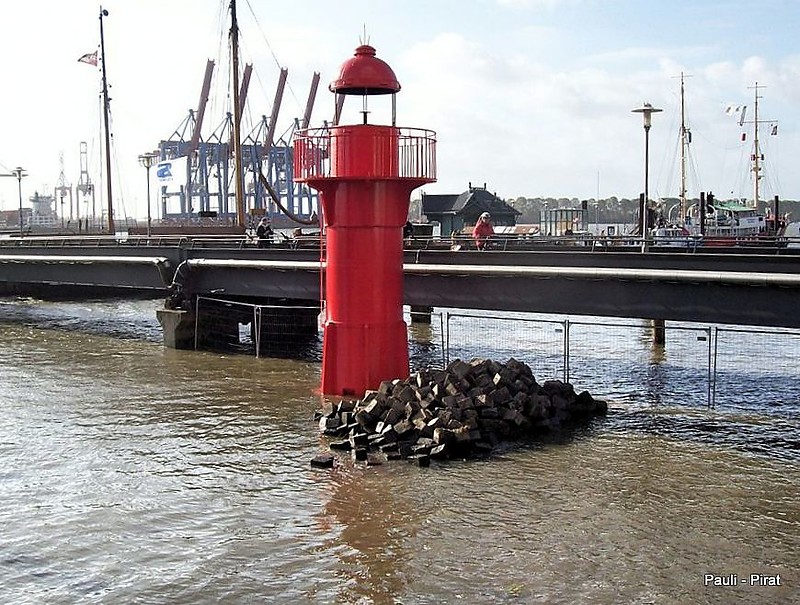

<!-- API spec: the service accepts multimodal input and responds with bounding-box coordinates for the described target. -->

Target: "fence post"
[254,306,261,358]
[193,296,201,351]
[710,326,718,408]
[443,310,450,367]
[563,318,570,383]
[438,311,447,369]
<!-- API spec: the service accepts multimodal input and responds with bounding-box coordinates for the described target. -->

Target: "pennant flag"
[78,51,98,66]
[771,124,778,136]
[739,105,747,127]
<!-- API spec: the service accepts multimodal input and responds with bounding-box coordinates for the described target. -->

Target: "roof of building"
[422,185,521,217]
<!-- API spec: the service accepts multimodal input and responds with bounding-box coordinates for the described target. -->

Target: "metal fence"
[432,310,800,408]
[191,299,799,408]
[194,296,321,360]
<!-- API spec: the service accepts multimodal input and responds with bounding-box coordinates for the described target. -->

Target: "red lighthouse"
[294,44,437,396]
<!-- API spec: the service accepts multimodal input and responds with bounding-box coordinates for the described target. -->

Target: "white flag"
[156,156,187,185]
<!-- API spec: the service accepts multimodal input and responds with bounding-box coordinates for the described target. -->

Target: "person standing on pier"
[256,217,273,248]
[472,212,494,250]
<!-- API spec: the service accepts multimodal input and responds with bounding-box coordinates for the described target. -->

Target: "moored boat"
[654,78,787,248]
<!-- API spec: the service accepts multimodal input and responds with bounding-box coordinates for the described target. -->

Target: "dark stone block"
[394,384,417,403]
[354,409,377,429]
[405,400,422,418]
[444,381,461,396]
[408,453,431,467]
[382,405,405,427]
[319,416,340,431]
[414,369,431,388]
[488,386,511,406]
[415,385,433,401]
[430,444,449,460]
[337,400,357,414]
[349,432,369,448]
[310,454,335,468]
[394,419,416,439]
[446,358,472,378]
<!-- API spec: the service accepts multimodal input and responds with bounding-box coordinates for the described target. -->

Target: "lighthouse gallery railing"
[293,126,437,182]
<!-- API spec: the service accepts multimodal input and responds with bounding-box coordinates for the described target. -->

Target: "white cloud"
[1,0,798,219]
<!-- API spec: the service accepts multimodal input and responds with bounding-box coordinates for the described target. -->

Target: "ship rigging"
[152,0,321,231]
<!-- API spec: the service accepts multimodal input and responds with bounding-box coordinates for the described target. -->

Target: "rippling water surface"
[0,297,798,604]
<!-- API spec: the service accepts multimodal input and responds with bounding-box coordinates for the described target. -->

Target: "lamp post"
[138,152,158,237]
[631,102,662,235]
[1,167,27,236]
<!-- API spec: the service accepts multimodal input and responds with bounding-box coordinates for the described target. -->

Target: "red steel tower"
[294,44,437,396]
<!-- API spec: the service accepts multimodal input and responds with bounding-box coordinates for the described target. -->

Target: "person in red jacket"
[472,212,495,250]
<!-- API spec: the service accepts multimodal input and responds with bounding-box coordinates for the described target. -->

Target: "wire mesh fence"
[190,299,798,409]
[195,296,322,361]
[435,310,798,409]
[443,312,567,383]
[713,326,800,412]
[566,320,712,408]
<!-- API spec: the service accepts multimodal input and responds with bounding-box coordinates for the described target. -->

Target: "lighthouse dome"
[329,44,401,95]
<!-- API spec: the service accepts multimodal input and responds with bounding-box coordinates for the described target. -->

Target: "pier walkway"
[0,235,799,329]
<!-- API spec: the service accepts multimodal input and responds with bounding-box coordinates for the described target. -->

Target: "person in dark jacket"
[256,217,273,248]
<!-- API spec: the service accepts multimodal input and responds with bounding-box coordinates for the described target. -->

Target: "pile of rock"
[311,357,607,468]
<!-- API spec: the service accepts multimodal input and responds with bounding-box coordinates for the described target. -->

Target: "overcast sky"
[1,0,798,220]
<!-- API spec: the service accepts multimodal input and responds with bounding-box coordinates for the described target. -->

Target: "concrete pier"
[651,318,666,344]
[159,298,319,355]
[410,305,434,324]
[157,308,195,349]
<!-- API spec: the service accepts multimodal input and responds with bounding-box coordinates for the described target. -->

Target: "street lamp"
[632,102,662,235]
[138,151,159,237]
[1,167,27,236]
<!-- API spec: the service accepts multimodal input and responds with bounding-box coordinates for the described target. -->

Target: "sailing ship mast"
[678,72,689,222]
[99,7,114,233]
[749,82,764,209]
[230,0,246,228]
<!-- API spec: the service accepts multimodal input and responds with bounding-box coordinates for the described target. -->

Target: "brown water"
[0,298,798,604]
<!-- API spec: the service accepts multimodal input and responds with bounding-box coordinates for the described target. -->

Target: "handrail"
[0,233,798,255]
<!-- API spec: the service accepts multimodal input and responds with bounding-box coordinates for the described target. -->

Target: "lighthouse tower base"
[322,321,409,396]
